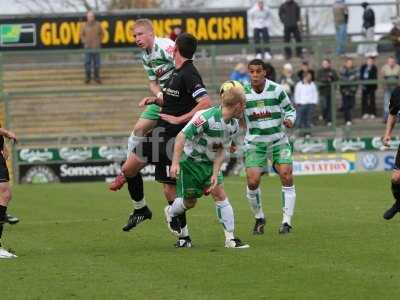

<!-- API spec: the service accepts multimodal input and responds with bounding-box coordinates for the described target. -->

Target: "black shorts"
[0,156,10,183]
[395,145,400,170]
[135,130,176,185]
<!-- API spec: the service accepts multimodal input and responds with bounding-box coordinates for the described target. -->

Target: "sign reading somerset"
[0,10,247,50]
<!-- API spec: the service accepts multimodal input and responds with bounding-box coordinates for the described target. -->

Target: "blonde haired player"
[109,19,176,231]
[165,87,249,248]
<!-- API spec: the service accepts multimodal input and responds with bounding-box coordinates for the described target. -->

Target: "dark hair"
[248,59,267,71]
[175,33,197,59]
[323,58,331,64]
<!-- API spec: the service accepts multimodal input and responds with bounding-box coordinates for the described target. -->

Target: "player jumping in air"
[109,19,176,231]
[0,126,18,258]
[113,33,212,247]
[383,87,400,220]
[242,59,297,235]
[165,87,250,248]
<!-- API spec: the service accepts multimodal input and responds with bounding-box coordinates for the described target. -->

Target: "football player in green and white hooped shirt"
[109,19,176,231]
[243,59,297,235]
[165,87,249,248]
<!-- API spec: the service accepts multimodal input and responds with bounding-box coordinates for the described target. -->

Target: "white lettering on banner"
[60,163,120,177]
[19,149,54,162]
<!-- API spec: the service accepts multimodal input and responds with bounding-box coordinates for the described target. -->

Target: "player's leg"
[272,142,296,234]
[162,182,191,247]
[109,107,159,191]
[244,143,267,234]
[164,159,201,246]
[115,153,151,231]
[0,181,17,258]
[384,147,400,219]
[211,181,249,249]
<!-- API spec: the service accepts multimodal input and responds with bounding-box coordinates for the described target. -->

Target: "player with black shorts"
[0,126,18,258]
[383,86,400,220]
[115,33,212,247]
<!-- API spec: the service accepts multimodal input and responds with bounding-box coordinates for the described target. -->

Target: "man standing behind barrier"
[80,11,104,84]
[316,59,338,126]
[279,0,302,60]
[333,0,348,55]
[248,0,272,60]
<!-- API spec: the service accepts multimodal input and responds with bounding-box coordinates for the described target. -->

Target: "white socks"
[169,197,187,217]
[133,198,146,210]
[215,198,235,240]
[127,133,146,156]
[282,186,296,226]
[246,186,265,219]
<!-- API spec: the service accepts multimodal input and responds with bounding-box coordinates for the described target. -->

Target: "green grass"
[1,172,400,299]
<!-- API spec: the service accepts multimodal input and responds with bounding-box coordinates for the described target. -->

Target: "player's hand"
[283,119,294,128]
[7,131,17,144]
[1,149,8,160]
[159,113,183,125]
[204,175,218,195]
[139,97,159,107]
[170,162,180,179]
[382,134,391,147]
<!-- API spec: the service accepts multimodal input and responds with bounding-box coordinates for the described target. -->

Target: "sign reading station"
[0,10,247,51]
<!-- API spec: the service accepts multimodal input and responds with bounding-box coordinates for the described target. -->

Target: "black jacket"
[279,0,301,28]
[316,67,339,96]
[362,7,375,29]
[359,64,378,90]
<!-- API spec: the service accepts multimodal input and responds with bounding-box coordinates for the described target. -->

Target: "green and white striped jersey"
[243,80,296,144]
[182,106,240,163]
[142,37,175,87]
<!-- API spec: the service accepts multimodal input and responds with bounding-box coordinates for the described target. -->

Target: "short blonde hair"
[134,18,154,32]
[221,87,245,107]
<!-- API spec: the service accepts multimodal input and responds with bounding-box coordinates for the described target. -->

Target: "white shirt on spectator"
[294,81,319,105]
[248,3,271,29]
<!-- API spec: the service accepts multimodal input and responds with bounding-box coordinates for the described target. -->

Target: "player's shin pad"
[127,133,145,156]
[216,199,235,233]
[282,186,296,224]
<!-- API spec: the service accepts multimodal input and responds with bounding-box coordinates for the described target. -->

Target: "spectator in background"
[265,62,276,82]
[248,0,272,60]
[360,56,378,119]
[333,0,348,55]
[279,0,302,60]
[80,10,104,84]
[294,71,319,135]
[360,2,377,57]
[230,63,250,86]
[381,56,400,122]
[297,61,315,82]
[280,63,296,101]
[389,18,400,65]
[339,58,358,126]
[169,25,183,41]
[317,59,339,126]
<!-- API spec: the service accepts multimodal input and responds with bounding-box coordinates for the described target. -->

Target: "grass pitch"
[1,172,400,299]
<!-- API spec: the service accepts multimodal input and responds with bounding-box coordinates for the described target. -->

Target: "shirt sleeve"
[184,69,208,101]
[278,86,296,123]
[389,87,400,116]
[142,58,157,81]
[182,111,206,140]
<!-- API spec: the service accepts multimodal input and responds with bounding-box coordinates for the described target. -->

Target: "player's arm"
[0,128,17,144]
[170,132,185,179]
[383,88,400,146]
[209,146,225,191]
[171,113,206,178]
[279,88,296,128]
